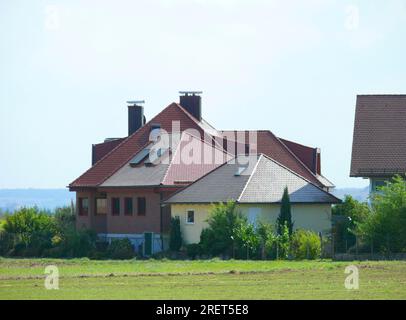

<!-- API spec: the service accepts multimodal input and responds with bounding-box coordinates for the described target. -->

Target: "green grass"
[0,258,405,299]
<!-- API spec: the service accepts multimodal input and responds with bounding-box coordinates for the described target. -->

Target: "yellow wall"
[171,203,332,245]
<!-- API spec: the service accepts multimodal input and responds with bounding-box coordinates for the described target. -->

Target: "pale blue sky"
[1,0,406,189]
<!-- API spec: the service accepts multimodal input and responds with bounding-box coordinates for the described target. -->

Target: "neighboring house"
[69,92,335,253]
[164,154,340,244]
[350,95,406,194]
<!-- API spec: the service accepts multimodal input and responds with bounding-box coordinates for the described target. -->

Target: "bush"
[186,243,202,259]
[2,207,55,256]
[357,175,406,253]
[169,216,182,251]
[199,201,246,257]
[107,238,135,259]
[332,195,370,252]
[290,229,321,260]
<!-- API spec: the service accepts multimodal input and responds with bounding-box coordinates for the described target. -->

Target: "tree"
[332,195,370,252]
[169,216,182,251]
[277,187,293,235]
[199,201,247,257]
[357,175,406,253]
[2,207,56,256]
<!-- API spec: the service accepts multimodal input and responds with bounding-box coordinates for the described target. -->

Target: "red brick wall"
[75,188,179,235]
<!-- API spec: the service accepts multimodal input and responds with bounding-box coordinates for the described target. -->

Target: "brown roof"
[350,95,406,177]
[92,138,125,165]
[279,138,319,175]
[69,103,205,188]
[221,131,322,186]
[70,102,330,189]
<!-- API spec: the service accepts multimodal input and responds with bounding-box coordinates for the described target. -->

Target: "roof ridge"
[260,153,341,202]
[162,155,234,203]
[279,137,316,150]
[237,154,262,202]
[161,131,233,185]
[269,131,322,185]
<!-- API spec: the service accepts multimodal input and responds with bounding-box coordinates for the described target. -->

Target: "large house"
[350,95,406,194]
[69,92,335,253]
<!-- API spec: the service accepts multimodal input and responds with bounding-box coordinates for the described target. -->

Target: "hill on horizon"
[0,186,369,214]
[0,189,75,213]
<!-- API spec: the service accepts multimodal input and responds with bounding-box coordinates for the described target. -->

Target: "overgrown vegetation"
[177,200,322,260]
[0,206,133,259]
[357,175,406,253]
[333,175,406,255]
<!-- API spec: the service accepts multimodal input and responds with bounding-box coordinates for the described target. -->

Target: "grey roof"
[164,155,259,203]
[239,155,340,203]
[100,135,180,187]
[165,154,340,204]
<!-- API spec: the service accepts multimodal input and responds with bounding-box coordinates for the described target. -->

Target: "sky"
[1,0,406,189]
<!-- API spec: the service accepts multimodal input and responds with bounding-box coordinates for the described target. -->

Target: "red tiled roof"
[279,138,318,175]
[350,95,406,177]
[221,130,322,186]
[162,132,233,185]
[70,102,327,189]
[69,103,204,188]
[92,138,125,165]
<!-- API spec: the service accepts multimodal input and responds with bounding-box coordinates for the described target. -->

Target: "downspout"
[160,192,164,251]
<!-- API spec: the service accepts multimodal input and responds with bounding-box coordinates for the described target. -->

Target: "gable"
[350,95,406,177]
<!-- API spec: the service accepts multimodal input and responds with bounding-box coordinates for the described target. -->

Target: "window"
[248,207,261,227]
[137,197,146,216]
[95,198,107,215]
[112,198,120,216]
[186,210,195,224]
[124,197,133,216]
[78,198,89,216]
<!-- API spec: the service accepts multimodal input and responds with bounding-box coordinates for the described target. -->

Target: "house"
[69,92,335,253]
[350,95,406,194]
[164,154,340,244]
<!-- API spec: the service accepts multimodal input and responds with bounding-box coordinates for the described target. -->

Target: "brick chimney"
[179,91,202,121]
[127,100,146,136]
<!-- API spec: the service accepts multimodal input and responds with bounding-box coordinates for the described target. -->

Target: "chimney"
[179,91,202,121]
[127,100,146,136]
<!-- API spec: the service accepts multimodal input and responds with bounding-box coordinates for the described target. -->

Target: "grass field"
[0,258,405,299]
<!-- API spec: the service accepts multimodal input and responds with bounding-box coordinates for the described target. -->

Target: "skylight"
[129,148,150,166]
[235,166,247,176]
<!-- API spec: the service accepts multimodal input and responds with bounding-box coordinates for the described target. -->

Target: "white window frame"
[185,209,195,225]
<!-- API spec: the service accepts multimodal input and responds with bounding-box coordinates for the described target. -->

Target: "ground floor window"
[137,197,146,216]
[186,210,195,224]
[95,198,107,215]
[124,197,133,215]
[78,197,89,216]
[112,198,120,216]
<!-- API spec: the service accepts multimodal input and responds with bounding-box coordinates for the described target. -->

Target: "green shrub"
[2,207,55,256]
[357,175,406,253]
[256,221,277,259]
[234,222,260,259]
[199,201,247,257]
[107,238,135,259]
[169,216,182,251]
[290,229,321,260]
[186,243,202,259]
